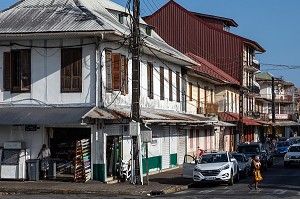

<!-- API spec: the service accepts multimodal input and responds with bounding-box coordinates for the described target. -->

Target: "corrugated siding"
[161,126,170,169]
[145,3,243,82]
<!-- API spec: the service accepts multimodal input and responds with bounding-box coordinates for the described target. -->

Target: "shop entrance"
[50,128,91,178]
[106,136,122,178]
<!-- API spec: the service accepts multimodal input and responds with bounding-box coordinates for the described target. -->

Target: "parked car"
[274,141,290,156]
[231,153,251,178]
[236,142,268,171]
[182,155,197,178]
[287,136,300,145]
[193,151,239,185]
[284,143,300,168]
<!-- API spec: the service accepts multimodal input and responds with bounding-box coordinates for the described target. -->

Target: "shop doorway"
[106,136,122,178]
[49,128,91,178]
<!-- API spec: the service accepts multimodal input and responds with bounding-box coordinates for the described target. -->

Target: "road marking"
[198,190,215,194]
[273,160,284,165]
[249,189,262,193]
[223,189,232,194]
[273,189,287,195]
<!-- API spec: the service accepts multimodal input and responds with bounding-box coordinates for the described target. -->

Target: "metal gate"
[162,126,170,169]
[177,129,186,165]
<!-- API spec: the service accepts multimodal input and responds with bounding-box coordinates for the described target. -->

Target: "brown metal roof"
[186,52,240,86]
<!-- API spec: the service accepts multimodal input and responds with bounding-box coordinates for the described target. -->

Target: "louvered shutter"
[176,72,180,102]
[105,51,112,92]
[21,49,31,91]
[61,48,82,92]
[3,52,11,91]
[147,62,153,99]
[169,69,172,101]
[121,55,128,95]
[71,48,82,92]
[61,49,71,92]
[112,53,121,91]
[160,66,164,100]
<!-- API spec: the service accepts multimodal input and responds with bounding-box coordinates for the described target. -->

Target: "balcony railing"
[250,61,260,70]
[247,85,260,94]
[246,111,269,121]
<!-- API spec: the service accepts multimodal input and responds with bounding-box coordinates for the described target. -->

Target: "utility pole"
[271,76,276,138]
[131,0,142,185]
[238,54,244,146]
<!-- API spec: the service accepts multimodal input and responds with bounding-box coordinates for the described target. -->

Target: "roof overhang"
[0,30,118,41]
[0,106,94,125]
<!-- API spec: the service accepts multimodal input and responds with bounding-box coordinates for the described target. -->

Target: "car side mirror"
[230,158,235,162]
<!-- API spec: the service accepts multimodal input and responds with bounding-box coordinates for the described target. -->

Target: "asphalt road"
[0,157,299,199]
[159,156,300,199]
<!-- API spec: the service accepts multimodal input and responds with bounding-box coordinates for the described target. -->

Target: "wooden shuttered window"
[3,49,31,92]
[176,71,180,102]
[105,51,128,95]
[121,55,128,95]
[3,52,11,91]
[112,53,121,91]
[147,62,153,99]
[61,48,82,92]
[189,83,192,101]
[105,50,112,92]
[160,66,164,100]
[197,85,201,114]
[169,69,172,101]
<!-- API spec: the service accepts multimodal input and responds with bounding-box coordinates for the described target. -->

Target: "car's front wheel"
[228,171,234,186]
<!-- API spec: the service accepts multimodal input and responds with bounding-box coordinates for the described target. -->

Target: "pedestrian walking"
[37,144,51,179]
[248,156,263,190]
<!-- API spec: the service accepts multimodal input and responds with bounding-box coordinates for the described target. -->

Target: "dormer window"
[223,24,230,32]
[118,12,128,24]
[145,25,155,36]
[146,26,152,36]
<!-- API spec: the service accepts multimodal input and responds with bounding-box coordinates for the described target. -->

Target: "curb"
[0,187,145,196]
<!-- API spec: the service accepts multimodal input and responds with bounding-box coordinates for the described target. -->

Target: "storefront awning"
[213,121,237,127]
[0,106,93,125]
[272,121,300,127]
[218,112,261,126]
[86,106,218,126]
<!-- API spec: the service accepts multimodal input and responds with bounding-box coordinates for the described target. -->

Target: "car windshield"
[237,146,260,154]
[200,154,228,163]
[289,146,300,152]
[232,155,243,162]
[277,142,290,147]
[289,139,300,145]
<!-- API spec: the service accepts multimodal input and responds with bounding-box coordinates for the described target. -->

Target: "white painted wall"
[0,39,96,106]
[101,46,182,111]
[0,125,45,158]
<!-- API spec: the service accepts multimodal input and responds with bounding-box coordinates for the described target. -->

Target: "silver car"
[232,153,251,178]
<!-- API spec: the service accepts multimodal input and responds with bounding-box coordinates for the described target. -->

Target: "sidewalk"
[0,167,193,196]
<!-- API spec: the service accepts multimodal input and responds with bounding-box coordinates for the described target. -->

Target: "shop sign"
[25,125,37,131]
[268,114,289,120]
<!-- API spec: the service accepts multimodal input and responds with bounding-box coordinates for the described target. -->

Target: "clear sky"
[1,0,300,87]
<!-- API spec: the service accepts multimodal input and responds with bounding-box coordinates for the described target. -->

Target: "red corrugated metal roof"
[186,52,239,85]
[219,112,261,126]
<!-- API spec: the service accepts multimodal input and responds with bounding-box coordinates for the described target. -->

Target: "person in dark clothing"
[248,155,256,189]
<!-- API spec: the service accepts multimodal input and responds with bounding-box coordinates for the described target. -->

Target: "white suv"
[284,143,300,168]
[193,151,239,185]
